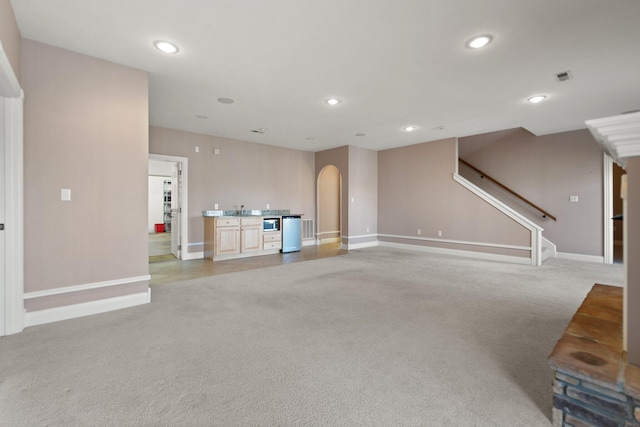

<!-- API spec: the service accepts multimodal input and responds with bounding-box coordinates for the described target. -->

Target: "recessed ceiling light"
[154,40,179,54]
[466,35,493,49]
[403,126,416,132]
[527,95,547,104]
[325,98,341,106]
[218,97,234,104]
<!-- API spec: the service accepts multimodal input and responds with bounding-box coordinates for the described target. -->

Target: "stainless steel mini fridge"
[281,215,302,253]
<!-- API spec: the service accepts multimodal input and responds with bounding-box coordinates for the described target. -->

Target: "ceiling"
[10,0,640,152]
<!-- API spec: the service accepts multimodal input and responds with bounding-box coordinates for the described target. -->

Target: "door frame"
[148,154,192,260]
[604,153,614,264]
[316,165,343,245]
[0,44,25,336]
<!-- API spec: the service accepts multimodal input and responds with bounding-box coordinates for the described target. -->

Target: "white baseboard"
[24,275,151,299]
[302,240,316,247]
[557,252,605,263]
[25,289,151,328]
[320,237,341,244]
[182,251,204,260]
[378,241,532,265]
[347,241,378,250]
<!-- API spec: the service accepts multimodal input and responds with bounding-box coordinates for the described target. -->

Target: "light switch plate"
[570,195,579,203]
[214,203,218,209]
[61,188,71,201]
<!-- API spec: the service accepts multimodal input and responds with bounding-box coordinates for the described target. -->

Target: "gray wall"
[378,137,531,257]
[149,126,316,253]
[348,146,377,245]
[22,39,150,309]
[459,128,603,256]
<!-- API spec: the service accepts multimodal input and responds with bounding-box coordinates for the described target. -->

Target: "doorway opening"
[604,153,626,265]
[148,155,189,263]
[316,165,342,245]
[0,51,25,336]
[613,162,625,264]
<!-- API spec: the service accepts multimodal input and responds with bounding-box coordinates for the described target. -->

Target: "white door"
[0,98,6,335]
[171,162,181,259]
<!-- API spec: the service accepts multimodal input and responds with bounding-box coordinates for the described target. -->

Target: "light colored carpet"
[0,247,623,426]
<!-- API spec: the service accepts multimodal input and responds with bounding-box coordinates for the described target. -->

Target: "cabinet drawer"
[216,218,239,227]
[263,241,282,250]
[241,217,262,226]
[263,232,281,242]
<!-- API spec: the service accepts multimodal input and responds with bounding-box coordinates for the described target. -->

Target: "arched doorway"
[317,165,342,245]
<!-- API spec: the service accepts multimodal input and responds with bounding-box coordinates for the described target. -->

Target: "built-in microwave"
[263,217,280,232]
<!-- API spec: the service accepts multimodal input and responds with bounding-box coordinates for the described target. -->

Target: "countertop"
[203,209,292,217]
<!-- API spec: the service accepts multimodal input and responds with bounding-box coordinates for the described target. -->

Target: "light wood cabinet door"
[216,226,240,255]
[241,225,262,252]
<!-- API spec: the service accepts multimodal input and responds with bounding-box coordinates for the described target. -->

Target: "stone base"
[548,284,640,426]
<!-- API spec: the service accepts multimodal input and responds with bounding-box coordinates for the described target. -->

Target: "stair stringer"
[541,236,557,263]
[453,173,544,266]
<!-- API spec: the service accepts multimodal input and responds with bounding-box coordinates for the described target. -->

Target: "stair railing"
[459,158,557,221]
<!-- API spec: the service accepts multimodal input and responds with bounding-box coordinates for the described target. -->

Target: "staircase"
[458,158,558,265]
[542,236,557,263]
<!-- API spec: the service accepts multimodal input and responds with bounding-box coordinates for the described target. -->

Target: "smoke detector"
[555,70,573,82]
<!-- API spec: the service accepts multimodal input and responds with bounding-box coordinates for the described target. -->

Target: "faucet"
[240,205,245,216]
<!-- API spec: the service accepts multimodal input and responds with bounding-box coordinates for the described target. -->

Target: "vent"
[555,70,573,82]
[302,219,314,240]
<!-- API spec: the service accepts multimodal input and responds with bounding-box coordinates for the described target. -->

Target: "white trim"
[541,236,557,260]
[377,233,531,252]
[347,241,378,250]
[316,164,343,256]
[320,237,341,244]
[586,112,640,168]
[556,252,605,263]
[25,289,151,328]
[0,38,24,336]
[344,233,378,240]
[148,154,189,261]
[453,174,543,232]
[378,241,532,265]
[317,230,341,236]
[302,239,316,247]
[453,173,543,266]
[187,241,203,247]
[182,251,204,260]
[604,154,614,264]
[0,41,21,98]
[623,173,628,352]
[24,275,151,300]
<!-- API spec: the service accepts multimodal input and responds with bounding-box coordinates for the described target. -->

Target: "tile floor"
[148,236,347,286]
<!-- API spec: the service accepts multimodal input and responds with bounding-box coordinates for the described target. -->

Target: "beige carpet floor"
[0,247,623,426]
